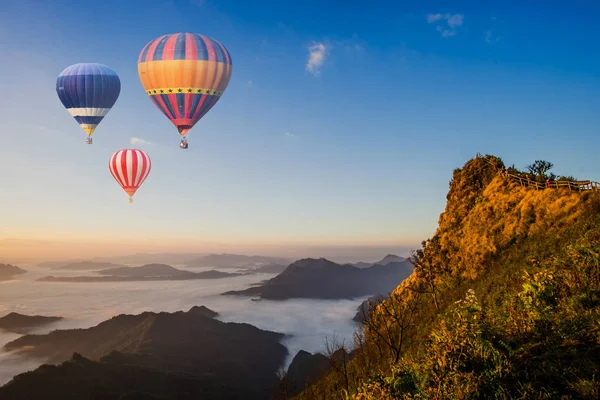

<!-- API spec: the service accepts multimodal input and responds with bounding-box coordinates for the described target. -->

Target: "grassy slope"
[294,154,600,400]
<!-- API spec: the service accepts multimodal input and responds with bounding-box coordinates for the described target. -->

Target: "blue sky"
[0,0,599,261]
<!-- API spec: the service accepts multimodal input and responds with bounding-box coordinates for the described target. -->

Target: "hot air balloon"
[137,33,232,149]
[56,63,121,144]
[109,149,152,203]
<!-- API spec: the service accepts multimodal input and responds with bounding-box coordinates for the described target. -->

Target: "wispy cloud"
[485,30,502,44]
[427,13,464,37]
[130,137,154,146]
[305,42,329,76]
[247,80,253,88]
[282,132,317,139]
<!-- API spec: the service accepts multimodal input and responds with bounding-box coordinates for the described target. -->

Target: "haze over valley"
[0,252,409,388]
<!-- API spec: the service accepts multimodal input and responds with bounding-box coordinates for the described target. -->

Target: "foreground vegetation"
[289,154,600,399]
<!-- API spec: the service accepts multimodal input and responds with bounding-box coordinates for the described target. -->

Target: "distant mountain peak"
[223,255,414,300]
[0,312,63,334]
[288,258,343,270]
[0,263,27,277]
[187,306,219,318]
[375,254,406,265]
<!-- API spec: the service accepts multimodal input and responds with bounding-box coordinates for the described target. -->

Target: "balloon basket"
[128,197,133,203]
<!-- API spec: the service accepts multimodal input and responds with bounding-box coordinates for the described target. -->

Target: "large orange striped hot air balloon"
[137,33,233,149]
[109,149,152,203]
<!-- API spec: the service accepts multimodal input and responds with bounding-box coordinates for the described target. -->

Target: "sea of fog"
[0,264,369,386]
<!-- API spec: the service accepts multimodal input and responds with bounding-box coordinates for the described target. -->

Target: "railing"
[502,172,600,191]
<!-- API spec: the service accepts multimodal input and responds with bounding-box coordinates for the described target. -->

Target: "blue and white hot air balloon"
[56,63,121,144]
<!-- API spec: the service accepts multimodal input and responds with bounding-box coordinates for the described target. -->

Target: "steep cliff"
[294,154,600,399]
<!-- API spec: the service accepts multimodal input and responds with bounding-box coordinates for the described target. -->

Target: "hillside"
[0,353,243,400]
[0,263,26,280]
[249,263,289,274]
[222,258,414,299]
[0,312,63,334]
[96,263,192,276]
[349,254,406,268]
[37,264,242,282]
[291,154,600,399]
[53,261,126,270]
[2,306,287,399]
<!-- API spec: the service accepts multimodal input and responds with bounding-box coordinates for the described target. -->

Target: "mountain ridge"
[0,312,63,334]
[37,263,243,282]
[0,263,27,280]
[222,257,414,299]
[293,154,600,399]
[2,306,287,399]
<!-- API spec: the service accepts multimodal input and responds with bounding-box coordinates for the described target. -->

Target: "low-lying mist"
[0,265,367,385]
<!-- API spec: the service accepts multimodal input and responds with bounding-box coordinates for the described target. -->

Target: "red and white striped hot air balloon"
[109,149,152,203]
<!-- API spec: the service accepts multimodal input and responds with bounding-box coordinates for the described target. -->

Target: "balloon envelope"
[137,33,232,142]
[56,63,121,140]
[109,149,152,202]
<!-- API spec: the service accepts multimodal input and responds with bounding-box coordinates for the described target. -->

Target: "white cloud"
[247,80,253,88]
[427,13,442,23]
[130,137,154,146]
[305,42,329,76]
[427,13,464,37]
[284,132,296,138]
[447,14,464,28]
[436,25,457,37]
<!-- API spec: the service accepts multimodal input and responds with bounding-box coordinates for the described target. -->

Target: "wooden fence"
[503,172,600,192]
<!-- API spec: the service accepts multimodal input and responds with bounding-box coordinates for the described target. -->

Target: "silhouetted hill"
[252,263,289,273]
[37,254,205,269]
[37,265,242,282]
[0,353,253,399]
[376,254,405,264]
[237,263,289,274]
[347,254,406,268]
[350,261,373,268]
[94,252,205,266]
[54,261,126,271]
[0,312,63,334]
[37,260,84,269]
[222,258,414,299]
[97,263,196,277]
[3,306,287,399]
[0,263,26,280]
[187,305,219,318]
[185,253,292,268]
[284,350,330,396]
